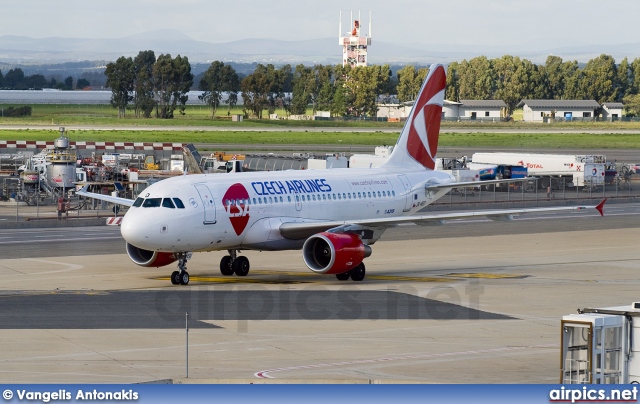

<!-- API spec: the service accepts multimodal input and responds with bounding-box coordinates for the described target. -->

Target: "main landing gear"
[335,262,366,282]
[170,252,191,285]
[219,249,250,277]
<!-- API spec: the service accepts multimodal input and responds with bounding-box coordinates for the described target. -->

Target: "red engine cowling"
[126,243,177,267]
[302,232,372,274]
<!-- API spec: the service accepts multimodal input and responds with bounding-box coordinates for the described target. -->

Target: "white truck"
[471,152,606,188]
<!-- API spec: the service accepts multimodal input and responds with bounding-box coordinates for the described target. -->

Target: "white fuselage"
[120,166,454,253]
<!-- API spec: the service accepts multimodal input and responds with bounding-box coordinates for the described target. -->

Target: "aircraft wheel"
[350,263,366,282]
[335,272,351,281]
[233,256,250,276]
[220,256,234,276]
[171,271,180,285]
[179,272,190,285]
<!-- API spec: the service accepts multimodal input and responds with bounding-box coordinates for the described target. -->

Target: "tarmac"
[1,202,639,384]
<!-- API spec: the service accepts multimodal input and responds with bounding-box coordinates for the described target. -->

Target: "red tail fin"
[383,64,447,170]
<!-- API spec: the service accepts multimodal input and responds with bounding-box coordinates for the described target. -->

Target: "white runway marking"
[254,344,557,378]
[22,258,84,275]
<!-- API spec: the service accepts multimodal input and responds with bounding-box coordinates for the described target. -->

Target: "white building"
[378,99,505,121]
[457,100,506,120]
[518,100,601,122]
[601,102,624,120]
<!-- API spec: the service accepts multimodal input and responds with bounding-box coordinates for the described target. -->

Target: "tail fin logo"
[406,65,446,169]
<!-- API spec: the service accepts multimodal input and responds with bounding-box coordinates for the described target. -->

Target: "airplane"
[78,64,606,285]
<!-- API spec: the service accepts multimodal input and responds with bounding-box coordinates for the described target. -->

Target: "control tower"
[339,10,372,68]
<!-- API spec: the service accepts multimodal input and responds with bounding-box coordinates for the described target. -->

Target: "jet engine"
[302,232,372,274]
[126,243,177,267]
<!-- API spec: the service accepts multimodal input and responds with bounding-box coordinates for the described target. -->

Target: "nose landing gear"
[219,249,251,277]
[170,252,191,285]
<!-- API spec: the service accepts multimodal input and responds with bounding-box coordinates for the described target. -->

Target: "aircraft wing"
[279,199,606,240]
[425,177,532,190]
[76,185,135,207]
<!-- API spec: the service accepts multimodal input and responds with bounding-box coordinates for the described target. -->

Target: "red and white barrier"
[106,217,123,226]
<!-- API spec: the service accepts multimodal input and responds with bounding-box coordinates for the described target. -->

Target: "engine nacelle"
[302,232,372,275]
[126,243,177,267]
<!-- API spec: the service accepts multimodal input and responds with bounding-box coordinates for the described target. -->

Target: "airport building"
[601,102,625,120]
[378,99,506,121]
[518,99,601,122]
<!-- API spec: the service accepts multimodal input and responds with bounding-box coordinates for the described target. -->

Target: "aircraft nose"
[120,212,149,248]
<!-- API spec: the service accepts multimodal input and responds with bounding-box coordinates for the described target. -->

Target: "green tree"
[623,93,640,116]
[315,65,334,112]
[25,74,48,90]
[76,78,90,89]
[578,54,617,103]
[616,57,631,101]
[543,56,564,99]
[0,69,4,88]
[457,56,494,100]
[561,60,581,100]
[446,62,460,101]
[492,55,528,115]
[628,58,640,95]
[291,64,314,115]
[241,64,272,119]
[153,54,193,119]
[330,64,352,117]
[104,56,134,117]
[64,76,73,90]
[133,50,156,118]
[199,61,239,118]
[4,68,25,89]
[342,65,389,117]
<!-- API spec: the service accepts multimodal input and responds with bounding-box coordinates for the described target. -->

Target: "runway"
[0,203,639,383]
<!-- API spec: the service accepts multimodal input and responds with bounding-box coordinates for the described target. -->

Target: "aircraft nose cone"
[120,212,147,248]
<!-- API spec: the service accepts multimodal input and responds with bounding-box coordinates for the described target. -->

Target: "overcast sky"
[2,0,639,48]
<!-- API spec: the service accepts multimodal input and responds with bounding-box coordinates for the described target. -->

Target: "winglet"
[595,198,606,217]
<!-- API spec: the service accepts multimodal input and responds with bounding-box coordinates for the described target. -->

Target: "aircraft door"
[194,183,217,224]
[294,193,302,211]
[397,174,413,212]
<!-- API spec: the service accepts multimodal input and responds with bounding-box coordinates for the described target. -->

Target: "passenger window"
[392,190,396,196]
[288,196,291,202]
[348,193,351,199]
[322,194,326,200]
[280,196,283,203]
[162,198,175,209]
[295,195,300,202]
[378,191,381,198]
[253,198,256,204]
[312,195,316,201]
[338,193,341,200]
[333,194,336,200]
[343,193,346,199]
[269,197,273,204]
[358,192,361,199]
[142,198,161,208]
[133,198,144,207]
[258,198,262,204]
[368,192,371,198]
[173,198,185,208]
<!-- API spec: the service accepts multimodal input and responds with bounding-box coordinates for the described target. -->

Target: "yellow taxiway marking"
[155,271,525,284]
[446,273,527,279]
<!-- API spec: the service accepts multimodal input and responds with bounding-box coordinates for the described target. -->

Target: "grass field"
[1,128,640,149]
[2,104,640,149]
[3,103,640,130]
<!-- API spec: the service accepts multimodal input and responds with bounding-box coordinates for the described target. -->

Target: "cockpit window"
[162,198,175,209]
[173,198,185,209]
[133,197,144,207]
[142,198,162,208]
